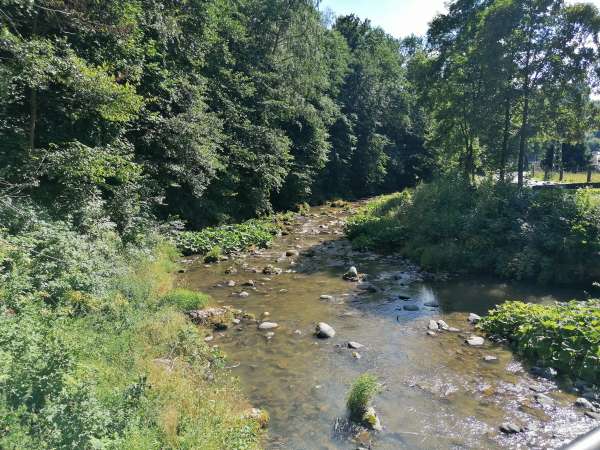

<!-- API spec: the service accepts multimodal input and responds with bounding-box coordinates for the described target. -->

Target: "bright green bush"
[480,300,600,385]
[345,177,600,284]
[346,374,380,421]
[159,288,211,311]
[173,218,279,256]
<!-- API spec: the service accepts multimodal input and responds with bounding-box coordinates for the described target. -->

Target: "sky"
[319,0,600,39]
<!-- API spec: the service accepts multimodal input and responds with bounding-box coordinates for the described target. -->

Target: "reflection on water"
[183,204,597,450]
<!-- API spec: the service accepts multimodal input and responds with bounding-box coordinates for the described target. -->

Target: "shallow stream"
[182,203,597,449]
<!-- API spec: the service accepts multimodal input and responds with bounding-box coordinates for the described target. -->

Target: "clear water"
[182,204,597,449]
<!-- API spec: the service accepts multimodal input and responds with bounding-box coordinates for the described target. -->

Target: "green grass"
[159,288,211,311]
[530,171,600,183]
[346,374,380,421]
[0,242,263,449]
[480,300,600,385]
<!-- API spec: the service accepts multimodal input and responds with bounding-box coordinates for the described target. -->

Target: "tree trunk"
[499,96,511,182]
[517,92,529,188]
[559,143,564,182]
[29,88,37,153]
[587,165,592,184]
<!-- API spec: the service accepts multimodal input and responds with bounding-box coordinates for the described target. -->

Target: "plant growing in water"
[346,373,380,421]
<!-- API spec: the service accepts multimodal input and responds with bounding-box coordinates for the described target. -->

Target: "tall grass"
[346,374,379,420]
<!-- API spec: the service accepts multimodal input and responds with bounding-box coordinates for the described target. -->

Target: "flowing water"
[182,203,597,450]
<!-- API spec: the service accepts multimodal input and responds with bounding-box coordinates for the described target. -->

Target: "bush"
[480,300,600,385]
[159,288,211,311]
[345,177,600,284]
[346,374,379,421]
[173,218,279,256]
[204,245,223,263]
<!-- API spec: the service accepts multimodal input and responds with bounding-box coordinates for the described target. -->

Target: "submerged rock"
[466,336,484,346]
[403,304,419,311]
[262,265,283,275]
[315,322,336,338]
[424,301,439,308]
[348,341,364,349]
[258,322,279,330]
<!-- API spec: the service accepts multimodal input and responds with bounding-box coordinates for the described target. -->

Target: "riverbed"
[182,203,597,449]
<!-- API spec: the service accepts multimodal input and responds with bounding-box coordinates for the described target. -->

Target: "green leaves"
[481,300,600,384]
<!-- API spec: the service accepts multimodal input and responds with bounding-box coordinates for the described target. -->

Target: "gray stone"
[348,341,364,349]
[585,411,600,420]
[575,397,594,409]
[428,320,439,331]
[535,393,554,408]
[315,322,336,338]
[500,423,523,434]
[227,280,236,287]
[320,295,333,300]
[468,313,481,324]
[437,320,450,330]
[258,322,279,330]
[466,336,484,346]
[483,355,498,362]
[239,291,250,298]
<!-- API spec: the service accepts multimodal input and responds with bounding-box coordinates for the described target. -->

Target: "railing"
[561,426,600,450]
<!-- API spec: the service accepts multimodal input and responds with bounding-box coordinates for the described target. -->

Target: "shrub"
[346,374,380,420]
[345,177,600,284]
[480,300,600,385]
[204,245,223,263]
[173,218,279,256]
[159,288,211,311]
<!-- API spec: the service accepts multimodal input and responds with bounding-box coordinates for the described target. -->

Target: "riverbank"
[0,218,264,448]
[181,201,598,449]
[345,177,600,285]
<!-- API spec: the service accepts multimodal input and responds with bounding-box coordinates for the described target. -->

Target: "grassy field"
[530,171,600,183]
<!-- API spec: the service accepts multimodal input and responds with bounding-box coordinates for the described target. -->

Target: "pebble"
[483,355,498,362]
[427,330,437,336]
[466,336,484,346]
[239,291,250,298]
[320,295,333,300]
[258,322,279,330]
[348,341,364,349]
[227,280,236,287]
[204,335,214,342]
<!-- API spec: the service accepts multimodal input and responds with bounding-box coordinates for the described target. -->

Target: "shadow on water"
[182,204,597,450]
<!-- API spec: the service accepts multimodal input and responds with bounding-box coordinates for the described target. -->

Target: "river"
[182,202,597,449]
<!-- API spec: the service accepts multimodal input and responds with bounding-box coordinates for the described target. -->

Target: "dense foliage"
[346,374,380,421]
[480,300,600,385]
[0,0,436,230]
[0,203,262,449]
[346,178,600,284]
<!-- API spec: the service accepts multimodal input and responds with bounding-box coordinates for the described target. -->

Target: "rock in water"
[437,319,450,330]
[424,301,439,308]
[428,320,439,331]
[315,322,336,338]
[466,336,484,346]
[575,398,593,409]
[362,407,383,431]
[468,313,481,324]
[285,249,299,257]
[403,304,419,311]
[348,341,364,349]
[320,295,333,300]
[343,266,359,281]
[500,423,523,434]
[258,322,279,330]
